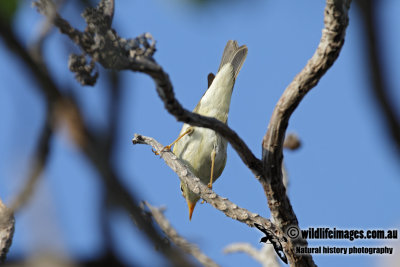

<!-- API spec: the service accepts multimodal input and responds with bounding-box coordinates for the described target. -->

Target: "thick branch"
[261,0,351,265]
[262,0,351,227]
[144,202,220,267]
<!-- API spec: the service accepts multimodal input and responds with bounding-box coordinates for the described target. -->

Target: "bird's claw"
[153,145,172,156]
[162,145,172,152]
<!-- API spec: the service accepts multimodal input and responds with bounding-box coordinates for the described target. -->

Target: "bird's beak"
[187,201,197,221]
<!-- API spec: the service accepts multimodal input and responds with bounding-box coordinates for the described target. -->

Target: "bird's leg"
[208,148,217,189]
[155,127,194,155]
[166,127,194,150]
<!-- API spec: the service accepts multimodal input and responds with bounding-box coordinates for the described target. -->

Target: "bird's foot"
[153,145,172,156]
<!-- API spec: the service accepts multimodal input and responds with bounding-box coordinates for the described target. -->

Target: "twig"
[224,243,280,267]
[0,15,62,102]
[82,144,196,267]
[101,0,114,27]
[143,202,220,267]
[260,0,351,265]
[9,113,53,213]
[30,0,62,57]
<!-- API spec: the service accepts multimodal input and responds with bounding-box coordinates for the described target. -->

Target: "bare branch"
[83,150,196,267]
[30,0,58,57]
[0,17,62,102]
[0,199,15,263]
[224,243,280,267]
[132,135,283,238]
[9,113,53,213]
[262,0,351,225]
[260,0,351,265]
[0,16,72,214]
[100,0,115,27]
[143,202,220,267]
[1,9,195,266]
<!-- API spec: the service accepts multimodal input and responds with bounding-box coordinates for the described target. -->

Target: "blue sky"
[0,1,399,267]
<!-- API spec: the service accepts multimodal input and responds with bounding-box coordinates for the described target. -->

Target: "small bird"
[165,40,247,220]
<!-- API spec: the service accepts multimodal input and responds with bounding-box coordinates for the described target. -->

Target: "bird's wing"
[207,72,215,89]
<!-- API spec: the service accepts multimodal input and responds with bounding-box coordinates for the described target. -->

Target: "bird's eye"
[180,185,183,192]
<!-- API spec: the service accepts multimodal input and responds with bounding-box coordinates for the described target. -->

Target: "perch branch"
[132,135,285,242]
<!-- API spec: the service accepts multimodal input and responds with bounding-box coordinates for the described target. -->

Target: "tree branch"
[260,0,352,265]
[9,112,53,213]
[132,135,285,245]
[0,15,56,214]
[224,243,280,267]
[0,199,14,263]
[2,6,196,265]
[143,202,220,267]
[356,0,400,157]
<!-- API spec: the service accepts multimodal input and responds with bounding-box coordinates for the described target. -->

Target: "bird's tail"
[218,40,248,80]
